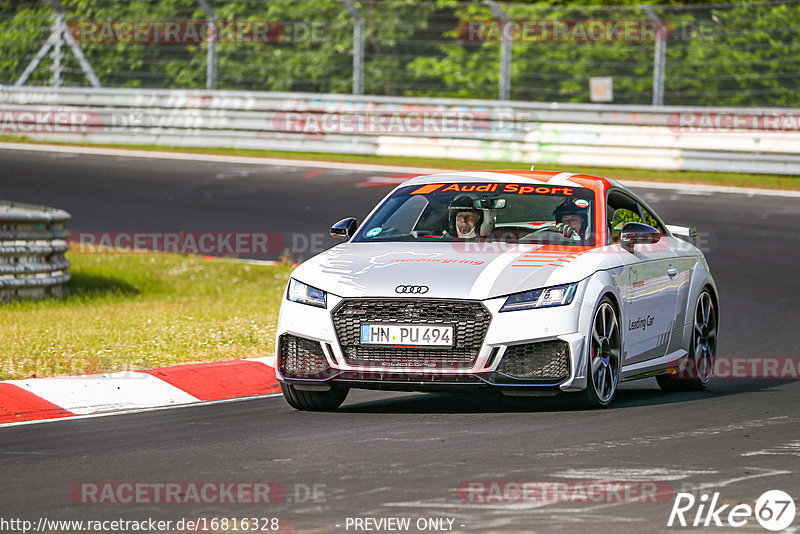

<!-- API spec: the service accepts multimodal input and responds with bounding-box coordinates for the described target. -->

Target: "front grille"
[497,340,570,380]
[278,334,333,379]
[337,370,483,383]
[332,299,491,369]
[347,346,476,369]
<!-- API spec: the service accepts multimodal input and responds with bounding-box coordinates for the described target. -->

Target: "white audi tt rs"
[275,170,719,409]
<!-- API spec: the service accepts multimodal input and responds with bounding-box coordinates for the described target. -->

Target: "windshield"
[353,182,596,246]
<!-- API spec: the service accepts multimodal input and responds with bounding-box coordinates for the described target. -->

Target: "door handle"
[666,265,678,279]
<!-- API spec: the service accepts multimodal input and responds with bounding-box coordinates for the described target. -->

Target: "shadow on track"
[337,379,794,414]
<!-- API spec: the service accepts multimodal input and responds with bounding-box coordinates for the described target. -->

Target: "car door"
[608,190,680,365]
[663,238,701,356]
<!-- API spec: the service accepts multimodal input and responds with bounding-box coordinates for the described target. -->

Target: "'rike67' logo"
[668,489,796,531]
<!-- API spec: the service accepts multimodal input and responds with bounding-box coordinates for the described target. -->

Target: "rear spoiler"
[666,225,698,240]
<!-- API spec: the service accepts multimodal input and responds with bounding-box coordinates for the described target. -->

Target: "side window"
[611,207,645,227]
[638,204,665,234]
[606,190,663,243]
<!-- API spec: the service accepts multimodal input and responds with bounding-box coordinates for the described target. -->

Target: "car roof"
[400,170,620,193]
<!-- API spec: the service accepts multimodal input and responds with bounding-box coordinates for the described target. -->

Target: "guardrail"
[0,201,71,301]
[2,87,800,175]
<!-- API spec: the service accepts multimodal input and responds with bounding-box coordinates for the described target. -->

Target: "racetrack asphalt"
[1,148,798,533]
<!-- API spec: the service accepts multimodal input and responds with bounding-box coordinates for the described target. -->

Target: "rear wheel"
[280,383,349,411]
[582,298,621,408]
[657,289,717,392]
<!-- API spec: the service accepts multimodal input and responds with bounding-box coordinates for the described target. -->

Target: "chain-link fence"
[1,0,799,107]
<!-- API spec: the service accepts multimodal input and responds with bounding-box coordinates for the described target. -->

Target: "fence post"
[641,4,665,106]
[484,0,511,101]
[15,0,101,88]
[340,0,364,95]
[50,8,64,87]
[197,0,218,90]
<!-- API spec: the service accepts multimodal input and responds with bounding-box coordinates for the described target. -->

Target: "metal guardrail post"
[485,0,511,101]
[340,0,365,95]
[0,201,72,302]
[197,0,218,90]
[641,4,665,106]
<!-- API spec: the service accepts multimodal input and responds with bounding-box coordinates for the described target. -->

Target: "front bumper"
[275,292,588,394]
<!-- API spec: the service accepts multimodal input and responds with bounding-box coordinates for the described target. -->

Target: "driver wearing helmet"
[553,200,589,240]
[447,194,494,239]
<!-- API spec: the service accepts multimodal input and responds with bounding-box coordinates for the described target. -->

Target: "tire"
[657,289,717,392]
[280,382,349,411]
[582,297,622,408]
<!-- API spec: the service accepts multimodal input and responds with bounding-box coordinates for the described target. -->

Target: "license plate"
[360,324,454,347]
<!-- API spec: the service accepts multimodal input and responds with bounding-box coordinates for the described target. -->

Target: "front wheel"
[280,383,349,411]
[657,289,717,392]
[582,298,621,408]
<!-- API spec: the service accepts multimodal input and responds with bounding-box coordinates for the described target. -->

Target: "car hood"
[291,241,620,300]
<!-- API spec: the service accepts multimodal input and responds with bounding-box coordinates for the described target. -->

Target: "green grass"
[0,250,293,380]
[2,135,799,191]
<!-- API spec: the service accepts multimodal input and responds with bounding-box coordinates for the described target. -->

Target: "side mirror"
[330,217,358,239]
[620,222,661,253]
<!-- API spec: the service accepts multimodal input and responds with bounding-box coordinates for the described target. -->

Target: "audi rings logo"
[395,285,429,294]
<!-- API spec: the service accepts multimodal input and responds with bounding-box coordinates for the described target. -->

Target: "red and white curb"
[0,357,280,426]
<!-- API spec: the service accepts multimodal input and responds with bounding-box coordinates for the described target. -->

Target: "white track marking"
[535,416,795,457]
[214,170,251,180]
[359,437,442,443]
[549,468,716,481]
[3,141,798,197]
[741,440,800,457]
[669,467,794,494]
[9,372,199,415]
[353,176,410,187]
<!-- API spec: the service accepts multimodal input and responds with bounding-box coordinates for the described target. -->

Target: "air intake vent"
[278,334,333,379]
[497,340,570,380]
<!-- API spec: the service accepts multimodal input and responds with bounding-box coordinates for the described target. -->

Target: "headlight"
[499,283,577,312]
[287,278,327,308]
